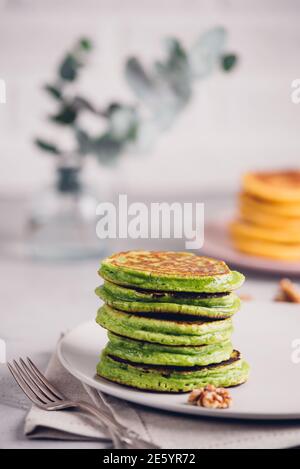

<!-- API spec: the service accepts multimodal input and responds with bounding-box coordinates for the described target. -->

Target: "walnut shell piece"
[188,385,232,409]
[275,279,300,303]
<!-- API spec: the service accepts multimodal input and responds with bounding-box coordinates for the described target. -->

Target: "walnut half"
[188,384,232,409]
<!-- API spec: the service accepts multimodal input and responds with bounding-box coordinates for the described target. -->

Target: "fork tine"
[19,358,56,402]
[7,362,46,406]
[13,360,49,404]
[26,357,64,400]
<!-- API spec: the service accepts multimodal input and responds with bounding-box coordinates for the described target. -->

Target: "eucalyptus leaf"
[189,27,227,79]
[35,139,61,155]
[92,133,123,163]
[79,38,93,51]
[134,119,160,152]
[221,53,237,71]
[73,96,97,113]
[105,102,122,117]
[75,128,91,155]
[50,105,77,125]
[155,38,191,103]
[59,54,78,81]
[44,84,62,100]
[125,58,158,105]
[163,38,188,69]
[108,106,138,141]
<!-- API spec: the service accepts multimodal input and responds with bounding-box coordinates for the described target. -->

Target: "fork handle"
[76,401,127,433]
[76,401,157,449]
[77,402,124,448]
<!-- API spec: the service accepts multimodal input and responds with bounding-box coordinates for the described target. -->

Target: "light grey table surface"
[0,193,283,449]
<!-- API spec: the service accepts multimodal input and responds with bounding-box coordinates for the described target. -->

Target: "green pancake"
[95,283,240,319]
[99,251,245,293]
[96,305,234,346]
[97,350,250,392]
[99,281,236,306]
[105,332,233,367]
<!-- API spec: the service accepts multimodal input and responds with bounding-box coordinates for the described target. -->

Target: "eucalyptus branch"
[35,28,238,164]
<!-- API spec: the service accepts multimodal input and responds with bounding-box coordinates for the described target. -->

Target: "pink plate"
[201,219,300,276]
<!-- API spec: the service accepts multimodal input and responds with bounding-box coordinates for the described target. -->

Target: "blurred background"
[0,0,300,271]
[1,0,299,198]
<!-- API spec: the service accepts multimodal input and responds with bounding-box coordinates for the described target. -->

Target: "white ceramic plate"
[203,219,300,276]
[57,301,300,420]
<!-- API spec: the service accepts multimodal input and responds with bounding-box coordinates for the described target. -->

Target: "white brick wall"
[1,0,300,195]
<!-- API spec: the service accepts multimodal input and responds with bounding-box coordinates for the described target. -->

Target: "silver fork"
[7,357,157,449]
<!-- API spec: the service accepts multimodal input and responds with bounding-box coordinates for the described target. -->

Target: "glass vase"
[26,164,104,261]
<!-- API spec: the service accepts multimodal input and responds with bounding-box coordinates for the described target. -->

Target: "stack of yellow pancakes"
[230,170,300,260]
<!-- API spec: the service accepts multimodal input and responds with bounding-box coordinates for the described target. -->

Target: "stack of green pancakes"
[95,251,249,392]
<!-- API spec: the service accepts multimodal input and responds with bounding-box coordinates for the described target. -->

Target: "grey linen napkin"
[25,351,300,449]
